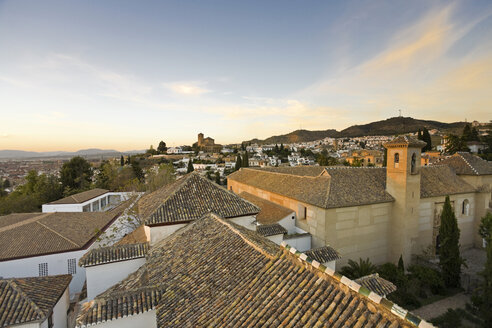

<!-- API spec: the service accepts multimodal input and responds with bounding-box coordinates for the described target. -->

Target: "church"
[228,136,492,266]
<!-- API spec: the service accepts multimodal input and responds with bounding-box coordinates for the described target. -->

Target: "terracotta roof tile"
[437,152,492,175]
[0,275,72,327]
[257,223,287,236]
[79,243,149,268]
[383,136,427,148]
[420,166,476,198]
[76,214,429,328]
[355,273,397,297]
[304,245,341,263]
[48,188,109,204]
[239,191,294,224]
[141,172,259,226]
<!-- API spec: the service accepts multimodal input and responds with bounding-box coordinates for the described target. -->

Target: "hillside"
[244,117,466,144]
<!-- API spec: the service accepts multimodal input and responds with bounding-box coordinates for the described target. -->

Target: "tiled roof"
[116,225,149,245]
[437,152,492,175]
[420,166,476,198]
[76,287,162,327]
[383,136,427,148]
[230,165,477,207]
[304,245,341,263]
[140,172,259,226]
[76,214,430,328]
[79,243,149,268]
[257,223,287,236]
[229,167,394,209]
[48,188,109,204]
[0,202,129,261]
[355,273,397,296]
[0,275,72,327]
[239,191,294,224]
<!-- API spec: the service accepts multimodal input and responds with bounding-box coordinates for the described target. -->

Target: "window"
[68,258,77,274]
[462,199,470,216]
[394,153,399,168]
[39,263,48,276]
[82,204,90,212]
[92,201,99,211]
[298,204,307,220]
[411,153,417,174]
[101,197,107,209]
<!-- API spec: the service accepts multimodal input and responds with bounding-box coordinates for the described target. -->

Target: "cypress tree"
[439,195,464,288]
[120,155,124,166]
[235,155,242,171]
[475,226,492,326]
[462,124,472,141]
[242,152,249,167]
[417,129,423,140]
[423,128,432,152]
[398,255,405,273]
[383,148,387,167]
[187,160,194,173]
[215,171,220,184]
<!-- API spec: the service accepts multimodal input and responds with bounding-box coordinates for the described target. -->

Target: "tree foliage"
[157,141,167,153]
[472,218,492,327]
[235,154,242,171]
[60,156,92,194]
[439,195,464,288]
[187,160,194,173]
[339,258,377,279]
[479,213,492,241]
[445,135,469,154]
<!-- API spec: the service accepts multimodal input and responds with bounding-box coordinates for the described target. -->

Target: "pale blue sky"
[1,0,491,151]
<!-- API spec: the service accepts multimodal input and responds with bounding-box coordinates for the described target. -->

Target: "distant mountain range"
[244,117,467,145]
[0,148,145,160]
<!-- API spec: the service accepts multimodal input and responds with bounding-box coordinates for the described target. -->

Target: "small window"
[82,204,91,212]
[68,258,77,274]
[462,199,470,216]
[39,263,48,277]
[298,204,307,220]
[92,201,99,211]
[394,153,399,168]
[411,153,417,174]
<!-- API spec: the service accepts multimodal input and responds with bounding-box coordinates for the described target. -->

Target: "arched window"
[394,153,399,168]
[411,153,417,174]
[462,199,470,216]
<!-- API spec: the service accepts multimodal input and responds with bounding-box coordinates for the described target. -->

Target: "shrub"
[408,264,445,295]
[430,308,462,328]
[377,263,407,288]
[339,258,377,279]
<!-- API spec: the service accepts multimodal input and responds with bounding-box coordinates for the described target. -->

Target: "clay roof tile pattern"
[0,275,72,327]
[47,188,109,204]
[304,245,342,263]
[239,191,294,224]
[355,273,397,297]
[79,243,149,268]
[383,135,427,148]
[256,223,287,236]
[437,152,492,176]
[76,214,431,328]
[420,166,476,198]
[141,172,260,226]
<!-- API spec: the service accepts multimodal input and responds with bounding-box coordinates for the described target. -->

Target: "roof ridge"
[210,213,277,260]
[280,242,433,328]
[35,220,80,247]
[0,213,51,233]
[7,279,46,319]
[457,153,479,175]
[240,167,324,179]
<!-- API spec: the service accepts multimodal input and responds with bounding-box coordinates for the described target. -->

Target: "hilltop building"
[194,132,222,152]
[228,136,492,266]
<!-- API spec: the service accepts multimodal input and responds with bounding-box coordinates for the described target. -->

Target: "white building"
[0,202,133,298]
[0,275,72,328]
[42,188,132,213]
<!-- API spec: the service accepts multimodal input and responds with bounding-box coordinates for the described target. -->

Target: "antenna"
[398,109,402,117]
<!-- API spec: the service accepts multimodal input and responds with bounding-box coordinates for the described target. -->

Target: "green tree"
[60,156,92,193]
[445,135,469,154]
[147,164,175,192]
[462,123,472,141]
[215,171,221,184]
[473,223,492,327]
[235,154,242,171]
[479,213,492,241]
[398,255,405,273]
[120,155,124,166]
[157,141,167,153]
[187,160,194,173]
[339,258,377,279]
[417,129,423,140]
[383,148,388,167]
[242,152,249,167]
[3,179,10,189]
[439,195,464,288]
[146,145,158,155]
[131,159,145,182]
[422,128,432,152]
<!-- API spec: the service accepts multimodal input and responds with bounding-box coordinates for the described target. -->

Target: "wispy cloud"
[163,81,210,96]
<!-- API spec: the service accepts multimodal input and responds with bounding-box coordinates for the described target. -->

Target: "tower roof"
[383,135,427,148]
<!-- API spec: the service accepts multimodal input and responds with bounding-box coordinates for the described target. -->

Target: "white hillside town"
[1,133,491,327]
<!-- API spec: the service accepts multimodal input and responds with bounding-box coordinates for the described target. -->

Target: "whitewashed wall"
[266,234,284,245]
[149,224,187,245]
[84,310,157,328]
[42,192,134,213]
[52,287,70,328]
[229,215,257,230]
[276,212,296,234]
[86,258,146,300]
[0,249,86,298]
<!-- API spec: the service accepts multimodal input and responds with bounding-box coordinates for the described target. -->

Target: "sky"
[0,0,491,151]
